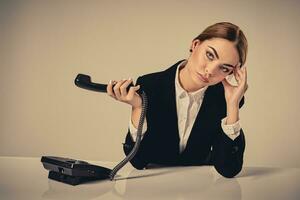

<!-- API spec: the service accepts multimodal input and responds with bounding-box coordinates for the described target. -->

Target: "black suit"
[123,60,245,178]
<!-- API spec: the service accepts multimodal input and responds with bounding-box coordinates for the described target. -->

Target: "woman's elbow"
[214,164,242,178]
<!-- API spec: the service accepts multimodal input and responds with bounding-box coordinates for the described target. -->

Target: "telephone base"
[48,171,107,185]
[41,156,112,185]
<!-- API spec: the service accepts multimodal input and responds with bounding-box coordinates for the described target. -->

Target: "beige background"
[1,0,299,168]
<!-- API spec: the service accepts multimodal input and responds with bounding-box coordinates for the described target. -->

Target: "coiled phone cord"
[109,91,148,180]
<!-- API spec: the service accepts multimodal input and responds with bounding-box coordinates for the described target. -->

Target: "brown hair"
[191,22,248,67]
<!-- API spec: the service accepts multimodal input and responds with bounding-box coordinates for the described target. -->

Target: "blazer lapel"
[158,61,182,153]
[182,84,221,154]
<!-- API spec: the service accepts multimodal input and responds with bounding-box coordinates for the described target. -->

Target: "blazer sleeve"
[212,97,246,178]
[122,76,150,170]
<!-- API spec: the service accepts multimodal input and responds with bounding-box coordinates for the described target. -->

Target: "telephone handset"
[41,74,147,184]
[74,73,136,93]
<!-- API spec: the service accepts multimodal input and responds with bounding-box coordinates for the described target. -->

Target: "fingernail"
[109,80,112,84]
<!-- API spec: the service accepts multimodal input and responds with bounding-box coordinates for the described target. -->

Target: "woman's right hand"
[106,78,142,109]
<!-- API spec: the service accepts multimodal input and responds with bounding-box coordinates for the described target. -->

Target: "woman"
[107,22,248,178]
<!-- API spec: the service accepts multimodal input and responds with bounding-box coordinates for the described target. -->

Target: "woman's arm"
[122,76,150,169]
[212,65,248,178]
[123,130,150,170]
[212,97,245,178]
[212,126,245,178]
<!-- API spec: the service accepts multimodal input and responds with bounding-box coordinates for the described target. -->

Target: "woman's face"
[186,37,240,88]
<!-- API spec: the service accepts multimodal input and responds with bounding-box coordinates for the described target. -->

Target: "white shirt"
[129,60,241,153]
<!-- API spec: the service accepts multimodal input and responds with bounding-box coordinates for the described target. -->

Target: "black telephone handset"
[42,73,147,185]
[74,74,136,93]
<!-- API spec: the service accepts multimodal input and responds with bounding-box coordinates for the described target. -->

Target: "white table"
[0,156,299,200]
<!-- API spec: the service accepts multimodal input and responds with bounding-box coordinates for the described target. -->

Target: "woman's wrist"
[131,106,142,129]
[131,96,142,110]
[226,103,239,125]
[132,103,142,110]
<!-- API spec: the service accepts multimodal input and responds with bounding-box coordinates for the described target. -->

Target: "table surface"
[0,156,299,200]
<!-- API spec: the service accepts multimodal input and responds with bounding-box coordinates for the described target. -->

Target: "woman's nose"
[204,65,218,77]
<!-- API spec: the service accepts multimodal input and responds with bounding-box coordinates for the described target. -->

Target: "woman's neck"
[178,64,206,93]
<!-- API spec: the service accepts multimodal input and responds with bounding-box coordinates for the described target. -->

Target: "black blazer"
[123,60,245,178]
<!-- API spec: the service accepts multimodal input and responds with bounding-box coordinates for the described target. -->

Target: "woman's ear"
[190,39,201,53]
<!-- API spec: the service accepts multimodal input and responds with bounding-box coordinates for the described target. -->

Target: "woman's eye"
[220,66,230,73]
[221,67,231,73]
[206,51,214,60]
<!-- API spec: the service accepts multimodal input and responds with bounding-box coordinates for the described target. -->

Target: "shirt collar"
[175,60,208,103]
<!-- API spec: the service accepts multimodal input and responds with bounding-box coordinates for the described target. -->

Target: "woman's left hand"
[222,64,248,106]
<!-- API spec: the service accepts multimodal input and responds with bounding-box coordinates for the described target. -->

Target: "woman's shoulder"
[137,70,166,85]
[133,60,182,95]
[135,70,169,93]
[137,60,183,84]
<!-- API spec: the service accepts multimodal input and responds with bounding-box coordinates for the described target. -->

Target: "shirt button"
[180,93,186,98]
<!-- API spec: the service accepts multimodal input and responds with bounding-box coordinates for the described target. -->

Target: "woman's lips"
[197,72,209,83]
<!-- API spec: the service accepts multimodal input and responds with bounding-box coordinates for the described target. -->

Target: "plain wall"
[1,0,300,168]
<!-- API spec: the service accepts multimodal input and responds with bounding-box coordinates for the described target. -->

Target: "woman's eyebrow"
[207,45,235,68]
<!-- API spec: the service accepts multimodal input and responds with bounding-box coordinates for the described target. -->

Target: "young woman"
[107,22,248,178]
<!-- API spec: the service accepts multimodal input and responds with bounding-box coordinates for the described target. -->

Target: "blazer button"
[123,143,131,149]
[232,146,239,153]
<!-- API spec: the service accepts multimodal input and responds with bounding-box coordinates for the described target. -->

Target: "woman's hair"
[192,22,248,67]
